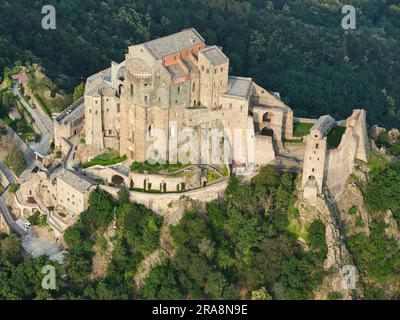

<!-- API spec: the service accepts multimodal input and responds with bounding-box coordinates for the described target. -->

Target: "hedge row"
[82,155,127,168]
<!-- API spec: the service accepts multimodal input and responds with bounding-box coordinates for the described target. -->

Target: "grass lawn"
[83,149,127,168]
[327,126,346,148]
[130,161,188,175]
[34,94,51,117]
[293,122,314,137]
[207,170,221,183]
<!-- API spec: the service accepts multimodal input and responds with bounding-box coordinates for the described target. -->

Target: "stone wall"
[84,165,188,193]
[325,110,370,198]
[302,109,370,202]
[100,178,228,224]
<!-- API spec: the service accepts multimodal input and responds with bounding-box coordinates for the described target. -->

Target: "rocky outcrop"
[388,129,400,145]
[91,219,117,279]
[336,169,370,236]
[134,223,176,290]
[384,210,400,246]
[369,125,386,140]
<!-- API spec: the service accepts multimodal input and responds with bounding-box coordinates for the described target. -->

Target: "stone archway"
[263,112,273,123]
[111,175,125,187]
[261,127,274,137]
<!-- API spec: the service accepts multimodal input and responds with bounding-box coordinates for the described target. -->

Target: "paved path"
[0,161,17,184]
[12,86,54,157]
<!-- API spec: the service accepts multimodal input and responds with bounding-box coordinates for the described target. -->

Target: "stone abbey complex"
[82,28,292,167]
[5,29,370,239]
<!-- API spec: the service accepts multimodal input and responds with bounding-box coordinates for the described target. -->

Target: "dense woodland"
[0,0,399,127]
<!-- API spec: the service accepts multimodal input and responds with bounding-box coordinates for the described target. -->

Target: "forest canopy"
[0,0,399,127]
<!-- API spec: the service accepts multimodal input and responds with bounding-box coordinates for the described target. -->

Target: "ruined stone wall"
[325,110,370,198]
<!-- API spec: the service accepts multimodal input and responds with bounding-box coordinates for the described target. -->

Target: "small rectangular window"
[117,103,120,113]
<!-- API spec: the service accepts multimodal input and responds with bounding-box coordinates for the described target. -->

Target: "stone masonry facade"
[84,28,293,169]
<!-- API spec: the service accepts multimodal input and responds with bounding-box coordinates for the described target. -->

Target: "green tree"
[251,287,272,300]
[390,141,400,156]
[73,82,85,102]
[4,145,27,176]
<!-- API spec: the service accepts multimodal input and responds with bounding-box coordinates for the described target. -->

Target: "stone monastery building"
[51,28,370,215]
[84,28,293,168]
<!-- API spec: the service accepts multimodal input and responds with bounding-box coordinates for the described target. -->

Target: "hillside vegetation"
[0,0,399,127]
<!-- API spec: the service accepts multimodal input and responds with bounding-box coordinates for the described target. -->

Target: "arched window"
[130,84,134,96]
[263,112,271,123]
[148,124,154,137]
[192,82,196,92]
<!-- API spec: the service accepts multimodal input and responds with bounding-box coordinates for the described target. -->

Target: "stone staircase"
[47,211,70,235]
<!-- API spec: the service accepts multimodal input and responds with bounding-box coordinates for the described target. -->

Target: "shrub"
[348,206,358,215]
[4,145,27,176]
[8,184,20,194]
[355,217,365,228]
[83,154,127,168]
[27,211,47,227]
[390,141,400,156]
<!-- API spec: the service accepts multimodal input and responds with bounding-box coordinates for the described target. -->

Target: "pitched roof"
[311,115,336,137]
[56,169,96,194]
[85,68,114,96]
[225,76,253,99]
[200,46,228,66]
[143,28,204,60]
